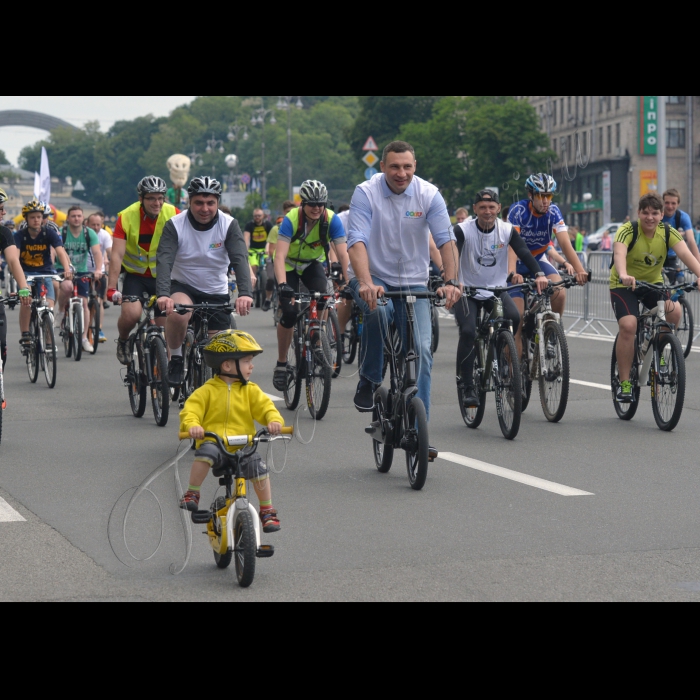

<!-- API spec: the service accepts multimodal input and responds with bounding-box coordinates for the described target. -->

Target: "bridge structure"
[0,110,78,132]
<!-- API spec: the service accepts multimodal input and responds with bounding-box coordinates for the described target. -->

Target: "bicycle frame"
[637,301,670,387]
[522,289,562,382]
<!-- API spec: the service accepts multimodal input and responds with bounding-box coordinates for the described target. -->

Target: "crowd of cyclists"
[2,137,700,518]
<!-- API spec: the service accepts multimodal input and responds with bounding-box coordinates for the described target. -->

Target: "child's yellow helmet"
[203,330,263,371]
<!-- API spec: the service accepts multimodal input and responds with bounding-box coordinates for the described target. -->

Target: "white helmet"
[299,180,328,205]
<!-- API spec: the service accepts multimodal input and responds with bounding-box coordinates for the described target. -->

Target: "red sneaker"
[260,508,281,534]
[180,490,201,512]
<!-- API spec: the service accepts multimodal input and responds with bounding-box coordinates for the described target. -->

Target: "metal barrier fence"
[564,251,700,348]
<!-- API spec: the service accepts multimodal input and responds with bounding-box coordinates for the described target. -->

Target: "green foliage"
[400,96,555,209]
[0,149,9,165]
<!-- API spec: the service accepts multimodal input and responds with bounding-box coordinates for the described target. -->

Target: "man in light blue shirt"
[663,189,700,268]
[347,141,460,436]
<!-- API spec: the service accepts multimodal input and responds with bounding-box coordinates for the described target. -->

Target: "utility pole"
[277,97,304,200]
[658,96,667,196]
[251,99,276,203]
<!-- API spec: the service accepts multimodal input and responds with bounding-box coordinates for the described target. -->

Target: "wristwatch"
[445,280,460,288]
[535,272,546,278]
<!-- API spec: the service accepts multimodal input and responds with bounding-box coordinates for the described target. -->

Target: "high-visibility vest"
[118,201,177,276]
[284,206,335,273]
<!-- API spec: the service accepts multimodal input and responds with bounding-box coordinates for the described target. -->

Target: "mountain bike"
[367,290,437,491]
[323,293,343,379]
[171,302,237,407]
[429,276,443,354]
[611,281,695,432]
[3,267,18,297]
[180,428,294,588]
[280,290,333,420]
[519,274,586,423]
[60,272,98,362]
[457,288,523,441]
[663,265,695,358]
[251,250,267,309]
[0,295,18,444]
[341,291,363,365]
[23,276,60,389]
[85,276,102,355]
[122,295,170,427]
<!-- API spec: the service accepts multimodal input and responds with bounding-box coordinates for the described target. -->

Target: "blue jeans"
[349,276,434,420]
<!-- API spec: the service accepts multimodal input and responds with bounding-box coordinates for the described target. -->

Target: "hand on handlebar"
[564,263,575,276]
[94,271,104,282]
[535,276,550,294]
[189,426,205,440]
[63,269,74,281]
[158,296,175,314]
[437,284,461,310]
[108,289,123,305]
[359,280,385,311]
[621,275,637,291]
[510,273,524,285]
[268,421,283,436]
[574,270,589,286]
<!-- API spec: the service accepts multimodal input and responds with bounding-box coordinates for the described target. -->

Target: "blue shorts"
[75,279,91,298]
[510,257,559,300]
[29,277,57,302]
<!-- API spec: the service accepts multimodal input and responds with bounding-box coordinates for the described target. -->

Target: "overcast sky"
[0,96,197,166]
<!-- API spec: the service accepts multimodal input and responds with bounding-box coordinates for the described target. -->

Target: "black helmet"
[137,176,168,196]
[188,176,222,198]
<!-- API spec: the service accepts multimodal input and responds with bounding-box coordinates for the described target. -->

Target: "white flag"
[39,147,51,203]
[34,172,41,199]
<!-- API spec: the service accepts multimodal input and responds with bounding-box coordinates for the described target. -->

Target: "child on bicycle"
[179,330,284,533]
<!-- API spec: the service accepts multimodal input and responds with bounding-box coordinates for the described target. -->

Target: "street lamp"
[276,96,305,200]
[227,123,249,144]
[250,99,277,202]
[189,147,204,168]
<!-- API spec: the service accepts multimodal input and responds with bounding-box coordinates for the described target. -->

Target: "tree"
[400,96,555,208]
[0,149,8,166]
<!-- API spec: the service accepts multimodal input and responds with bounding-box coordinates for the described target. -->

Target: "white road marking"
[0,497,26,523]
[265,393,285,403]
[438,453,594,497]
[571,379,611,391]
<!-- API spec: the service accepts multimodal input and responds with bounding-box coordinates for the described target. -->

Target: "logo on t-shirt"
[209,242,223,250]
[405,211,424,219]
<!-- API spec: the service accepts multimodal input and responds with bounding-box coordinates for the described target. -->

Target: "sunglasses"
[305,203,326,208]
[534,193,554,201]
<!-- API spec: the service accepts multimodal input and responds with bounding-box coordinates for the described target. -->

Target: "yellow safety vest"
[284,207,335,273]
[118,202,177,276]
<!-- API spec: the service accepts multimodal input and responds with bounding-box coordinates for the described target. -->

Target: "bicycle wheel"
[343,316,358,365]
[89,299,100,355]
[73,306,83,362]
[178,330,196,402]
[128,341,147,418]
[26,317,39,384]
[325,310,342,379]
[307,330,332,420]
[372,387,394,473]
[495,331,522,440]
[459,343,486,429]
[284,329,303,411]
[212,498,233,569]
[431,305,440,355]
[382,325,403,381]
[62,313,72,359]
[539,321,570,423]
[675,297,694,359]
[233,510,256,588]
[521,356,533,413]
[150,335,170,428]
[651,333,686,432]
[406,397,430,491]
[611,336,641,421]
[41,314,57,389]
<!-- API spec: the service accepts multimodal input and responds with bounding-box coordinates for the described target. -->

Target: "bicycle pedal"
[257,545,275,559]
[191,511,212,525]
[365,421,381,436]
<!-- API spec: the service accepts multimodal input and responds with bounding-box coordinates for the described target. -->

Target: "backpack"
[62,226,94,267]
[609,222,672,270]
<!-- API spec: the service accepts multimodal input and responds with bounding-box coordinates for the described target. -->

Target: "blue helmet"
[526,173,558,195]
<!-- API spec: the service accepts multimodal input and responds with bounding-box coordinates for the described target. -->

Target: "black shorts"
[170,280,232,332]
[279,262,329,329]
[121,274,166,318]
[610,287,671,321]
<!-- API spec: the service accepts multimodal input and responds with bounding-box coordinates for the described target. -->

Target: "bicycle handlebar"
[179,427,294,442]
[174,303,235,316]
[122,295,159,309]
[619,280,697,293]
[381,291,438,300]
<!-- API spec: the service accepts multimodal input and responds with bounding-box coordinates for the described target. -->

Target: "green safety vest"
[119,201,177,276]
[284,207,335,273]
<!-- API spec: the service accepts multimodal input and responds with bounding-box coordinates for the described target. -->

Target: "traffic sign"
[365,167,378,180]
[262,201,270,210]
[363,152,379,168]
[363,137,379,152]
[240,173,251,185]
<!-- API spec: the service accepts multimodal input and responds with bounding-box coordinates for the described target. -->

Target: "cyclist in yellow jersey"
[611,192,700,403]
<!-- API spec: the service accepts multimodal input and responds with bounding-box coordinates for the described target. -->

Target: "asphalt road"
[2,301,700,602]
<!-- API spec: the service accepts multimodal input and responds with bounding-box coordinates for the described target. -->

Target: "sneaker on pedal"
[260,508,281,534]
[616,380,634,404]
[462,387,481,409]
[180,490,201,512]
[19,333,31,356]
[429,446,439,462]
[273,365,289,392]
[354,379,376,413]
[116,339,130,365]
[82,338,94,353]
[168,356,185,385]
[262,299,272,312]
[99,330,107,344]
[659,356,669,378]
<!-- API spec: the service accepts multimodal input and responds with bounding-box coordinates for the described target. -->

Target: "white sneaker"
[82,338,94,353]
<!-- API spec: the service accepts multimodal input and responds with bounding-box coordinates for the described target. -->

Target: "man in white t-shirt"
[87,212,113,343]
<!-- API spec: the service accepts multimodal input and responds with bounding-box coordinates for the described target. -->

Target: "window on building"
[615,96,620,110]
[583,96,587,123]
[568,96,572,117]
[668,120,686,148]
[553,138,557,153]
[598,127,603,155]
[567,134,572,161]
[615,123,621,149]
[607,125,612,153]
[553,104,557,127]
[560,99,564,125]
[582,130,588,156]
[667,96,686,104]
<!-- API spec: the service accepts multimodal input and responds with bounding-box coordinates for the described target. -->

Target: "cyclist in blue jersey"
[508,173,587,352]
[662,189,700,284]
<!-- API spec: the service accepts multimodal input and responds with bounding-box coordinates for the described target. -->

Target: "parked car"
[587,223,624,251]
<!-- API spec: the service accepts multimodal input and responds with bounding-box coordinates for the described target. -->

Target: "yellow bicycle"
[178,427,293,588]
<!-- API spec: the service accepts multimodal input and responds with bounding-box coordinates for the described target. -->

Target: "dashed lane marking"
[265,393,285,403]
[0,497,26,523]
[438,453,594,497]
[571,379,612,391]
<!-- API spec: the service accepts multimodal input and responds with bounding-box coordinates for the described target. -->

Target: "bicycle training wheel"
[234,510,257,588]
[326,310,342,379]
[41,314,57,389]
[89,299,100,355]
[611,336,641,421]
[495,331,522,440]
[675,297,694,359]
[27,318,39,384]
[651,333,686,432]
[128,342,147,419]
[73,308,83,362]
[284,329,303,411]
[307,330,332,421]
[459,343,486,430]
[431,305,440,355]
[406,397,430,491]
[150,335,170,428]
[539,321,570,423]
[372,387,394,474]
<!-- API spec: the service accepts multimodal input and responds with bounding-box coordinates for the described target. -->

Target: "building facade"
[520,96,698,233]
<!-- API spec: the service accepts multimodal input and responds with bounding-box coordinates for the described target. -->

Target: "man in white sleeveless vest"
[156,177,253,386]
[347,141,461,433]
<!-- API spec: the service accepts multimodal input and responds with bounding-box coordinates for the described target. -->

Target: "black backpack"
[610,222,672,270]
